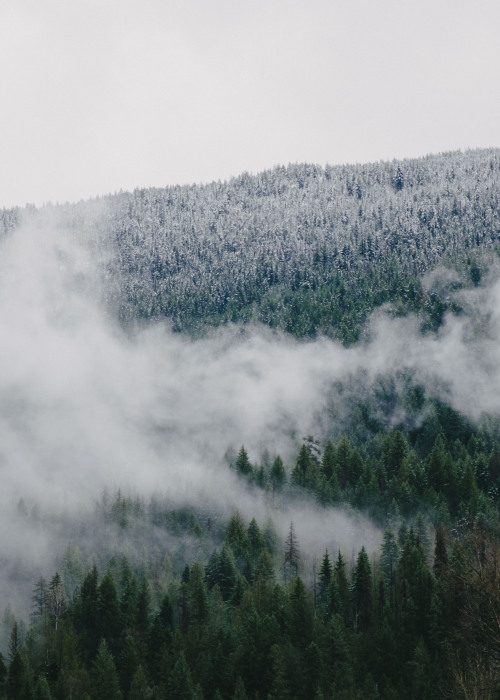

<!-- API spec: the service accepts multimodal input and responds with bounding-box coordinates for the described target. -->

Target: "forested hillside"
[3,148,500,341]
[1,149,500,698]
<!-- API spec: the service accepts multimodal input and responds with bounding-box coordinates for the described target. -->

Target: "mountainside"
[3,148,500,341]
[1,149,500,698]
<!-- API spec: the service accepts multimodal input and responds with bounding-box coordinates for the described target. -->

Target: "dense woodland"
[1,149,500,698]
[2,148,500,342]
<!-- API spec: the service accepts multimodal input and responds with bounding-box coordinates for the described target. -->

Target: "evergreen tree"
[218,545,238,600]
[9,621,21,661]
[433,524,448,578]
[270,455,286,497]
[289,577,313,648]
[318,550,333,606]
[187,562,208,624]
[353,547,372,632]
[283,522,300,580]
[336,435,355,489]
[233,674,249,700]
[78,564,99,660]
[91,639,122,700]
[246,518,265,558]
[254,550,275,584]
[136,576,151,638]
[226,511,246,556]
[45,573,67,631]
[380,529,398,594]
[168,652,193,700]
[334,551,350,625]
[31,577,47,626]
[118,634,138,696]
[0,652,6,697]
[235,446,253,476]
[321,439,336,481]
[268,644,290,700]
[7,652,29,700]
[129,665,153,700]
[97,570,122,653]
[291,444,313,487]
[34,676,52,700]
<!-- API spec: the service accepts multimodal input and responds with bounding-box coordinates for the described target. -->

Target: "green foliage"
[7,391,500,698]
[235,446,253,476]
[352,547,373,632]
[91,639,122,700]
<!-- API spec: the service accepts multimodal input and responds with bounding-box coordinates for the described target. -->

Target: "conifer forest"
[1,148,500,698]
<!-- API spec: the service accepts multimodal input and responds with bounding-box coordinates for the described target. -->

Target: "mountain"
[3,148,500,342]
[1,149,500,698]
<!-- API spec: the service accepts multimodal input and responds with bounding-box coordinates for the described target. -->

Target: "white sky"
[1,0,499,208]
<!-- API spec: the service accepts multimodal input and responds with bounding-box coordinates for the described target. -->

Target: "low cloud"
[1,216,499,612]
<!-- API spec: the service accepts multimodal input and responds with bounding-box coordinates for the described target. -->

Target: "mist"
[1,214,500,614]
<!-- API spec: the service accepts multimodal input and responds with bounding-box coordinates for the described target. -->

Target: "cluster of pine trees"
[2,149,500,343]
[2,505,499,698]
[231,397,500,528]
[2,391,500,698]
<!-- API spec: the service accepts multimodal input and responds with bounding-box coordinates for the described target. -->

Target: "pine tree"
[218,545,238,600]
[270,455,286,498]
[9,621,20,661]
[353,547,372,632]
[283,522,300,579]
[321,439,336,481]
[334,551,350,624]
[91,639,122,700]
[97,570,122,653]
[34,676,52,700]
[0,652,6,697]
[318,550,333,606]
[268,644,290,700]
[233,674,249,700]
[46,573,67,631]
[78,564,99,660]
[187,562,208,624]
[31,577,47,626]
[291,444,312,487]
[226,511,246,556]
[129,665,153,700]
[433,524,448,577]
[289,577,313,649]
[168,651,193,700]
[380,529,398,594]
[235,446,252,476]
[7,652,29,700]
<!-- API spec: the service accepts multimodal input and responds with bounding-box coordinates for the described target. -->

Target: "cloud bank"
[1,215,499,612]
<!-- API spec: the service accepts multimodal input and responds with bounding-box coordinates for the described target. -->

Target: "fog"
[1,215,499,614]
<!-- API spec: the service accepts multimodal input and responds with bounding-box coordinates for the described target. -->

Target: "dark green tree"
[168,652,193,700]
[235,446,253,476]
[318,550,333,606]
[270,455,286,498]
[380,529,398,595]
[34,676,52,700]
[433,524,448,578]
[7,652,29,700]
[91,639,122,700]
[353,546,373,632]
[334,551,350,624]
[129,665,153,700]
[321,439,336,481]
[97,570,122,653]
[283,522,300,580]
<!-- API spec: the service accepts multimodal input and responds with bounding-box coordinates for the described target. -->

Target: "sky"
[1,0,499,208]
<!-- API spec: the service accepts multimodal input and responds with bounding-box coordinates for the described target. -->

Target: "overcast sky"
[1,0,499,208]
